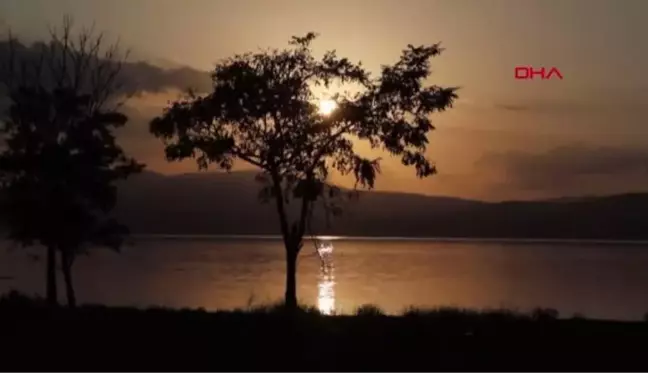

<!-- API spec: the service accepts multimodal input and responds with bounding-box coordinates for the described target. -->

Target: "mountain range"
[113,171,648,240]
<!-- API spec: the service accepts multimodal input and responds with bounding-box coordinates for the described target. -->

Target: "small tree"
[150,33,457,308]
[0,17,144,306]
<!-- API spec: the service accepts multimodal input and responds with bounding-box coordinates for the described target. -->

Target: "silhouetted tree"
[150,33,457,308]
[0,17,144,306]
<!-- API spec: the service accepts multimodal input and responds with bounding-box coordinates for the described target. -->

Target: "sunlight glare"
[318,99,337,116]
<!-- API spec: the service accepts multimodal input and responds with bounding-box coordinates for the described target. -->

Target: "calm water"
[2,237,648,320]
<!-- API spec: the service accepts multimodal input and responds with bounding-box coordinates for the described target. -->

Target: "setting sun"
[318,99,337,116]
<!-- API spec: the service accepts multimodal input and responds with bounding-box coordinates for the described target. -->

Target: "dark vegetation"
[0,18,143,308]
[2,292,648,371]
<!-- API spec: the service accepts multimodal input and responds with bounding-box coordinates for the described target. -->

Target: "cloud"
[0,33,212,172]
[120,62,211,95]
[492,97,648,115]
[0,38,212,96]
[476,144,648,197]
[458,99,595,114]
[493,104,530,112]
[492,100,593,114]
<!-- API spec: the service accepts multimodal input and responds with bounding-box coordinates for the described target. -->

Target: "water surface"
[2,237,648,320]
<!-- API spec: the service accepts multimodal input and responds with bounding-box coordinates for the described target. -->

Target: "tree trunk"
[270,171,299,309]
[46,245,58,306]
[61,250,76,307]
[284,243,299,309]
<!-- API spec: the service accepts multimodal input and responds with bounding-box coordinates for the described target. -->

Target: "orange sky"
[2,0,648,200]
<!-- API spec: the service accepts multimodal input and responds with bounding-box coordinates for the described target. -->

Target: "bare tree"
[0,16,144,306]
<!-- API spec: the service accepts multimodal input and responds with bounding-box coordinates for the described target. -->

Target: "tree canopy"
[150,32,458,307]
[0,17,144,306]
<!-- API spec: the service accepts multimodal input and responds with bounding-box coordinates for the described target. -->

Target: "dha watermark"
[515,66,563,80]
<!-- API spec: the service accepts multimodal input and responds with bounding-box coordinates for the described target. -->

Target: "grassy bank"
[1,292,647,371]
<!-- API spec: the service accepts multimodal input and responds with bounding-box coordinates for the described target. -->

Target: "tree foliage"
[151,33,457,307]
[0,17,144,306]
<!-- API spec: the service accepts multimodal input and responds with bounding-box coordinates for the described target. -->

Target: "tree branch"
[231,146,264,168]
[306,120,357,173]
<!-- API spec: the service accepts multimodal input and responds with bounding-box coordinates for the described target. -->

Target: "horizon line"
[131,234,648,245]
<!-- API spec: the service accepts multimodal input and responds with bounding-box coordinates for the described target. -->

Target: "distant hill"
[112,171,648,240]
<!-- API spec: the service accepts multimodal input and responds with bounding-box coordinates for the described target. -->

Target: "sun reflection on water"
[316,240,335,315]
[318,270,335,315]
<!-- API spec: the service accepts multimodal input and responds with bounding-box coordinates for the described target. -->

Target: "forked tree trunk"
[61,250,76,307]
[46,245,58,306]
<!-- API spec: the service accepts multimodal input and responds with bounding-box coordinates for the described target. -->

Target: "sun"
[318,99,337,116]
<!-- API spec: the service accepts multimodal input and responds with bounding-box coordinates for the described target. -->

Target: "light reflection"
[318,270,335,315]
[316,240,336,315]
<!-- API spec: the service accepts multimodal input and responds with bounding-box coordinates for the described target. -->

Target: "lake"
[2,236,648,320]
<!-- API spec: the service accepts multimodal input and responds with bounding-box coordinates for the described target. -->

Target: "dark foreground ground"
[1,293,648,371]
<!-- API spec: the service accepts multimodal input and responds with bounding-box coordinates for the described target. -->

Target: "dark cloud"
[492,99,648,115]
[0,37,211,163]
[0,36,209,172]
[120,62,211,95]
[0,38,212,95]
[477,144,648,197]
[493,104,530,112]
[492,100,590,114]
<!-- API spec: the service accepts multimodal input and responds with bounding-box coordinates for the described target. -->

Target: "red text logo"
[515,66,563,80]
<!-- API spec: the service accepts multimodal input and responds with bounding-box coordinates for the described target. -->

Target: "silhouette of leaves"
[0,17,144,306]
[149,33,457,307]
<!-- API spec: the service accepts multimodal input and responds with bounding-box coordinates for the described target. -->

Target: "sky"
[1,0,648,201]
